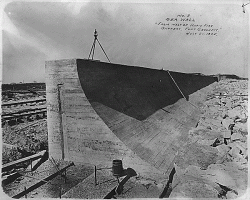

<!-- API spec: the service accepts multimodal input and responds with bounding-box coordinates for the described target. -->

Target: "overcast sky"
[2,0,249,83]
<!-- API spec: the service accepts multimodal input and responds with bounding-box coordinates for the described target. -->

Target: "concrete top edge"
[46,58,77,64]
[45,58,106,66]
[44,59,220,78]
[45,58,99,62]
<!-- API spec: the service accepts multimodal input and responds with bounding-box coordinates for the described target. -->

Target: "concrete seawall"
[45,58,217,177]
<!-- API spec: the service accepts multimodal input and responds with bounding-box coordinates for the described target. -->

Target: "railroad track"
[2,98,46,107]
[2,106,47,125]
[1,98,47,125]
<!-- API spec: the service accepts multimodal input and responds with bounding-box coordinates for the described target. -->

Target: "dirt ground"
[2,119,48,164]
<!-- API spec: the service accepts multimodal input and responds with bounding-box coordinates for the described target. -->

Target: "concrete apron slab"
[62,169,117,199]
[62,168,163,199]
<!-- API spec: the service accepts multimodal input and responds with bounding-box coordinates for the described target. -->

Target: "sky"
[1,0,249,83]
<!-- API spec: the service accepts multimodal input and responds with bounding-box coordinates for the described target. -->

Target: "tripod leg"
[92,39,97,60]
[97,39,111,63]
[88,40,95,59]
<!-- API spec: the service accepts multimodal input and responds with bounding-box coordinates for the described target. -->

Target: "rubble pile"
[171,79,248,198]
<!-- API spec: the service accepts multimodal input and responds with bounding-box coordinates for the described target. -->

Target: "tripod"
[88,29,111,63]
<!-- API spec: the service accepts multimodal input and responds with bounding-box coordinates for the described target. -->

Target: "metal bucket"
[112,159,123,177]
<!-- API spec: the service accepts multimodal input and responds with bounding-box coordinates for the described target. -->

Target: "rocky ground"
[170,79,248,198]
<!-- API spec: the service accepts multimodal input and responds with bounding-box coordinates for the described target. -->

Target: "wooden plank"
[2,152,48,186]
[2,172,22,186]
[30,151,48,171]
[2,150,47,172]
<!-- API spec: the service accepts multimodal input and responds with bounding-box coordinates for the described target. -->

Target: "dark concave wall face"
[76,59,216,120]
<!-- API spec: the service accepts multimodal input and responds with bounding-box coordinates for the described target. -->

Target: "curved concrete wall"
[45,59,163,177]
[77,59,217,120]
[45,59,217,176]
